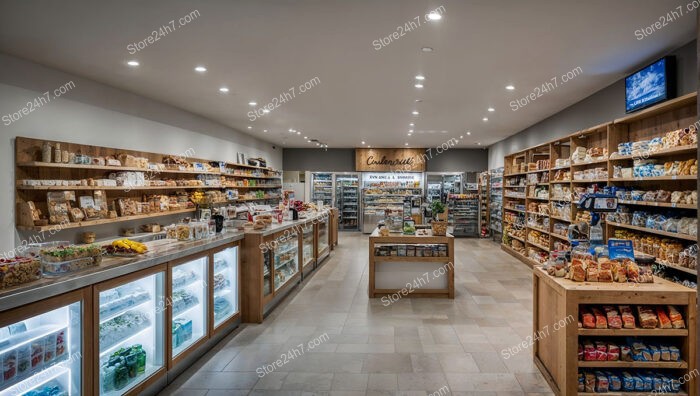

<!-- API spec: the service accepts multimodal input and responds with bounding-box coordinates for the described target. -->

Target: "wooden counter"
[368,229,454,299]
[532,267,696,395]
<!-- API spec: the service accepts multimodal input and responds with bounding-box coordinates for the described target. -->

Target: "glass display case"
[170,256,208,359]
[0,299,82,396]
[211,246,239,330]
[263,249,272,298]
[273,234,299,291]
[302,223,315,269]
[318,220,329,256]
[334,173,359,230]
[98,270,165,396]
[311,173,333,207]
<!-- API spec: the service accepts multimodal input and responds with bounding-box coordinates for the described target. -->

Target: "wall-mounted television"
[625,56,676,113]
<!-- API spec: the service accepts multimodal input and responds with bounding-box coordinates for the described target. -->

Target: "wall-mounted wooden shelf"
[16,208,197,232]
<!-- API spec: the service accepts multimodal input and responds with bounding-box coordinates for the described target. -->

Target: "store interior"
[0,1,698,395]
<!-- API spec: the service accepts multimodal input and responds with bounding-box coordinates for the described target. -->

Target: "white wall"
[0,53,282,253]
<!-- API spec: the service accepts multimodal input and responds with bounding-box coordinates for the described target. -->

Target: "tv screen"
[625,57,675,113]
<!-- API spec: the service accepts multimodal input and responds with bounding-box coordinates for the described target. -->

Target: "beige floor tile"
[367,373,399,390]
[331,373,369,390]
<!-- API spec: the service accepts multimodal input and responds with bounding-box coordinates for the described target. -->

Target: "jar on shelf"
[54,143,62,163]
[42,142,52,162]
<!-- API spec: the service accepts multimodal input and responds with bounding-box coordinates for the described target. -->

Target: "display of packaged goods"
[21,380,69,396]
[99,312,151,350]
[100,344,147,392]
[373,244,447,257]
[0,257,42,289]
[213,273,230,292]
[172,268,198,289]
[213,296,233,321]
[171,290,199,316]
[39,244,101,263]
[579,369,682,393]
[172,318,193,349]
[579,304,685,330]
[99,288,150,318]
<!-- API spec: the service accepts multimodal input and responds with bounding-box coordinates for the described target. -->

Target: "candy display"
[99,312,151,349]
[100,344,147,392]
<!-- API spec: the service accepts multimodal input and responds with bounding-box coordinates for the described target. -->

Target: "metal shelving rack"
[311,172,333,206]
[489,167,503,241]
[449,192,480,237]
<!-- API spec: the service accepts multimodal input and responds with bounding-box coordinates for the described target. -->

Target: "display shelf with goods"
[532,267,697,395]
[489,167,504,239]
[14,137,282,234]
[479,171,490,238]
[96,267,166,396]
[310,173,333,207]
[361,177,423,233]
[301,222,315,276]
[0,289,86,396]
[425,173,462,204]
[168,254,208,364]
[209,244,239,334]
[368,229,455,299]
[334,173,360,231]
[316,217,330,262]
[448,193,480,238]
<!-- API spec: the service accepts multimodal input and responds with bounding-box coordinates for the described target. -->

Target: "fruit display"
[103,239,148,255]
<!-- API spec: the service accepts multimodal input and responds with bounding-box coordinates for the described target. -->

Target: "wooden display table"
[368,229,454,299]
[532,267,696,395]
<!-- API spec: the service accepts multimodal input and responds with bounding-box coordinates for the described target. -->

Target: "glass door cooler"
[210,244,240,333]
[96,267,165,396]
[310,173,333,207]
[168,255,208,364]
[0,289,85,396]
[301,223,315,275]
[334,173,359,230]
[316,219,330,262]
[273,233,299,292]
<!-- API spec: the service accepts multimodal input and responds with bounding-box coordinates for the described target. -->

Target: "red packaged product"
[591,307,607,329]
[603,306,622,329]
[656,306,672,329]
[637,306,659,329]
[619,305,636,329]
[584,342,596,361]
[581,308,596,329]
[667,306,686,329]
[595,341,607,361]
[607,344,620,361]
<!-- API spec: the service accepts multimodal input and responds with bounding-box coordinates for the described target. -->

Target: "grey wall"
[283,148,488,172]
[0,53,282,253]
[488,40,697,169]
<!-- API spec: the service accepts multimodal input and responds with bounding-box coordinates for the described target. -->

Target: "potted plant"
[430,201,448,236]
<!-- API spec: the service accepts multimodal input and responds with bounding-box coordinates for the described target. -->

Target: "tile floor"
[159,233,555,396]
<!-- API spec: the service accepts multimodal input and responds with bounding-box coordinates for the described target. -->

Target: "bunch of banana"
[112,239,148,254]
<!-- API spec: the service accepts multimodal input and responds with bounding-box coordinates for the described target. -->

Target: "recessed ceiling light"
[482,117,488,122]
[415,99,422,102]
[477,142,481,145]
[487,107,495,112]
[304,136,308,139]
[367,145,371,148]
[361,141,366,145]
[415,75,425,80]
[127,60,139,67]
[194,66,207,72]
[409,129,414,133]
[409,123,414,126]
[316,143,320,146]
[506,85,515,90]
[248,101,257,106]
[421,47,434,52]
[467,131,471,135]
[414,83,424,88]
[247,126,252,129]
[412,111,419,115]
[427,12,442,20]
[219,87,229,93]
[263,129,268,132]
[460,135,464,139]
[262,109,270,113]
[405,143,409,146]
[288,128,294,132]
[297,131,301,135]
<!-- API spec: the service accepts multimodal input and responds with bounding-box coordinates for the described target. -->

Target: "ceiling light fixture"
[219,87,229,93]
[247,126,252,129]
[262,109,270,113]
[405,143,409,146]
[194,66,207,72]
[467,131,471,135]
[414,83,424,88]
[248,101,257,106]
[487,107,495,112]
[409,129,414,133]
[288,128,294,132]
[304,136,308,139]
[297,131,301,135]
[477,142,481,145]
[427,12,442,20]
[412,111,419,115]
[409,123,414,126]
[415,75,425,80]
[505,85,515,90]
[415,99,422,102]
[421,47,434,52]
[127,60,139,67]
[460,135,463,139]
[361,141,366,145]
[263,129,268,133]
[482,117,488,122]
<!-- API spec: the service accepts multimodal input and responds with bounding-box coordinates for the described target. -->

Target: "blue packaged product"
[638,372,652,391]
[605,371,621,391]
[621,372,635,391]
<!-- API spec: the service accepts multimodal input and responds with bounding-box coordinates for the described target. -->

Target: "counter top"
[245,210,333,236]
[369,228,453,243]
[0,231,244,312]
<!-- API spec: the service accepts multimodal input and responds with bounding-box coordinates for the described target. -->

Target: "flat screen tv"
[625,56,676,113]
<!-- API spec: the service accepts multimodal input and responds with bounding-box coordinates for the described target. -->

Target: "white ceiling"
[0,0,695,148]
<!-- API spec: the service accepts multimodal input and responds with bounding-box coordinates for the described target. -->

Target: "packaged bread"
[656,306,672,329]
[603,306,622,329]
[581,308,596,329]
[667,306,685,328]
[637,306,658,329]
[619,305,636,328]
[591,307,607,329]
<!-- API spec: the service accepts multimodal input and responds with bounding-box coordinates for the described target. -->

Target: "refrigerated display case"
[301,223,315,275]
[316,219,330,262]
[334,173,359,231]
[489,167,504,240]
[273,234,299,292]
[479,171,490,238]
[210,244,239,333]
[168,255,208,364]
[449,193,480,237]
[0,289,86,396]
[311,173,333,207]
[96,267,165,396]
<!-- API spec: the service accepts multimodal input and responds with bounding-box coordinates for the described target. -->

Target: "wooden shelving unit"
[15,136,282,232]
[500,93,698,279]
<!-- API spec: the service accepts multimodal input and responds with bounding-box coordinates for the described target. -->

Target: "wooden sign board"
[355,148,426,172]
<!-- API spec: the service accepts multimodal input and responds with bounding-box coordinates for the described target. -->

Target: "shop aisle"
[159,234,554,395]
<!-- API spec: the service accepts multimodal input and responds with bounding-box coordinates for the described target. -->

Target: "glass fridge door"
[98,271,165,396]
[311,173,333,207]
[302,224,315,268]
[212,246,239,328]
[171,256,208,359]
[273,234,299,292]
[0,302,82,396]
[263,249,273,297]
